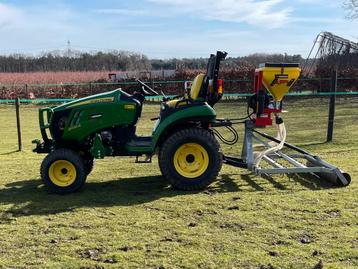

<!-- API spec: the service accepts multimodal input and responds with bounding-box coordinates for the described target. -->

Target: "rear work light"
[218,79,223,94]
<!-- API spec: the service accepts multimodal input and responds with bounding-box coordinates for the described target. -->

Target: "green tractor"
[33,51,228,194]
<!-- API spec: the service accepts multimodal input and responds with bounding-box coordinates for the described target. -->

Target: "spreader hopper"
[258,63,301,101]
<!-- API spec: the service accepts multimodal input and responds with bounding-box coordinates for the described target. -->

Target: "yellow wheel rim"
[173,143,209,179]
[48,160,77,187]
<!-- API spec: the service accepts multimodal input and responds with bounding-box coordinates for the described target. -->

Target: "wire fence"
[0,77,357,102]
[1,73,357,151]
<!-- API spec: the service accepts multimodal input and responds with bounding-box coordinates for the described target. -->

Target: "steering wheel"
[137,79,160,96]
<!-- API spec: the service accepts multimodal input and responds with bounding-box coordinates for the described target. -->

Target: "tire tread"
[40,148,87,194]
[158,128,222,190]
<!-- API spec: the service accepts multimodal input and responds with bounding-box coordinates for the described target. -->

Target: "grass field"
[0,98,357,269]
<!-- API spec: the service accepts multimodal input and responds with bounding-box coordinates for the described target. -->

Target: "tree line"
[0,50,150,73]
[0,50,304,73]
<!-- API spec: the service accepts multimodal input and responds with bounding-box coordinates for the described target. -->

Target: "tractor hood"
[37,88,142,143]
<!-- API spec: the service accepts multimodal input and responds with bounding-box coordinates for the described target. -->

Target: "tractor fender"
[151,104,216,150]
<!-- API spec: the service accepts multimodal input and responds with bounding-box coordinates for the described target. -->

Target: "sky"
[0,0,357,59]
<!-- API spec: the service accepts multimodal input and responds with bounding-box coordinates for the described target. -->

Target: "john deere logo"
[68,124,81,131]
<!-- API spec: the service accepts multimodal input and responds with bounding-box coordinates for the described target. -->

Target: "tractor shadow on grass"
[0,171,337,218]
[0,174,240,218]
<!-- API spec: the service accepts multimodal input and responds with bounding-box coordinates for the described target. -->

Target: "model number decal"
[124,104,136,110]
[68,97,115,107]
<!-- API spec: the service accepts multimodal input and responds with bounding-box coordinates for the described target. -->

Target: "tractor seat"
[165,73,205,108]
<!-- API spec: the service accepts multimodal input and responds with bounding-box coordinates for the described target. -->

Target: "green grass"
[0,98,357,269]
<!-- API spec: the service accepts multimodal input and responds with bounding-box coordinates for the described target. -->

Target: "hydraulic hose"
[213,126,239,145]
[253,116,286,168]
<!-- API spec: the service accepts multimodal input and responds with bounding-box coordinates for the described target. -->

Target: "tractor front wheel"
[40,149,87,194]
[159,128,222,191]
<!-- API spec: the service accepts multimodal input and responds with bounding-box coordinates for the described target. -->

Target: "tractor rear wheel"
[83,156,94,175]
[159,128,222,191]
[40,148,87,194]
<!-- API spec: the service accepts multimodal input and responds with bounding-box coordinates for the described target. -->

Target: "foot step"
[135,155,152,163]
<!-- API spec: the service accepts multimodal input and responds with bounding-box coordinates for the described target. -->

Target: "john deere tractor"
[33,51,228,194]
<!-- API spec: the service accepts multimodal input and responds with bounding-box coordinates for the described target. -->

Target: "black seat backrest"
[199,51,227,106]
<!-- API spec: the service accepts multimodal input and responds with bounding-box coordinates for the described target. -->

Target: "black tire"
[84,156,95,175]
[159,128,222,191]
[40,148,87,194]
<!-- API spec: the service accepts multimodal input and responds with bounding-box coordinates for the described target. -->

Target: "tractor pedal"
[135,154,152,163]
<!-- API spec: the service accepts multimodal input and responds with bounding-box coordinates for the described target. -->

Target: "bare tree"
[344,0,358,19]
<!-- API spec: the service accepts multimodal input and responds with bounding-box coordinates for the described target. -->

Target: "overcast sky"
[0,0,357,58]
